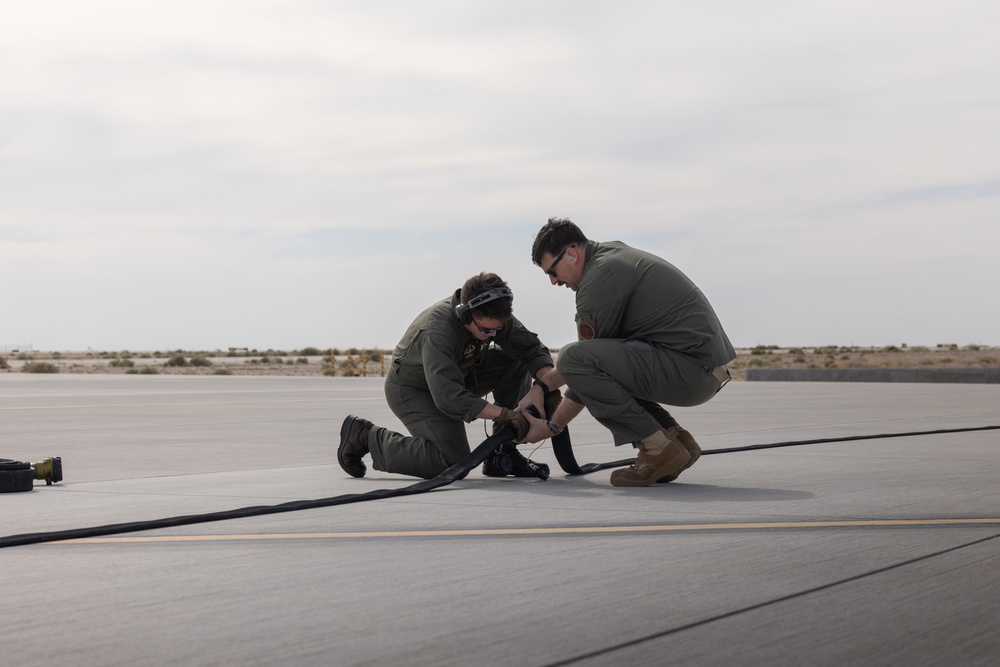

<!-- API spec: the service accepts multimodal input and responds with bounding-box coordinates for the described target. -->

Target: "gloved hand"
[494,407,530,442]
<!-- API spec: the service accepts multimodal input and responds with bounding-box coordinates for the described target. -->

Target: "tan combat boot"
[610,429,690,487]
[657,427,701,483]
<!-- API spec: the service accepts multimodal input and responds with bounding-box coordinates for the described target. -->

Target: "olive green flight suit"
[369,290,553,479]
[558,240,736,446]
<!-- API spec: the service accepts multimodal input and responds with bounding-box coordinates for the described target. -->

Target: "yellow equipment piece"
[32,457,63,485]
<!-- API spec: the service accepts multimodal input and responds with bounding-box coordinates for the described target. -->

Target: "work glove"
[494,407,530,442]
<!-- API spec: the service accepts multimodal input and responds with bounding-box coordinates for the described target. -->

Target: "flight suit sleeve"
[497,316,554,376]
[420,330,489,422]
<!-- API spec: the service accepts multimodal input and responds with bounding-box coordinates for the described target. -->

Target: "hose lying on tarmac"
[0,459,36,494]
[0,425,518,549]
[2,424,999,550]
[551,429,634,474]
[0,457,63,493]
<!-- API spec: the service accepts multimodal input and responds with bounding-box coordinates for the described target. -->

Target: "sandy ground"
[726,344,999,380]
[4,345,999,380]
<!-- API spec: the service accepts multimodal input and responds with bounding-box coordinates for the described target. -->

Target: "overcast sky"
[2,1,998,353]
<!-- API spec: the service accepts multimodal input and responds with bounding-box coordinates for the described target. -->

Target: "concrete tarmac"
[2,375,999,666]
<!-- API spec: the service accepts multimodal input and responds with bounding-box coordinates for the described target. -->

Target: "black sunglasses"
[544,245,573,277]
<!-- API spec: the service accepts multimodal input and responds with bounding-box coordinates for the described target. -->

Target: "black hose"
[3,423,998,550]
[701,424,1000,455]
[553,425,1000,474]
[0,426,517,549]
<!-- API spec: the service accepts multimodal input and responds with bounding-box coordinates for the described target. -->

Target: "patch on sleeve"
[577,321,596,340]
[462,342,478,362]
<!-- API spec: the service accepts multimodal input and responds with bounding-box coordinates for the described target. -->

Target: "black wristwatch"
[533,377,550,394]
[546,419,564,436]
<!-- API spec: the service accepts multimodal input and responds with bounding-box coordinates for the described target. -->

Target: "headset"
[455,287,514,324]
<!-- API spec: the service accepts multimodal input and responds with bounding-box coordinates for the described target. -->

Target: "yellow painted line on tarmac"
[58,518,1000,544]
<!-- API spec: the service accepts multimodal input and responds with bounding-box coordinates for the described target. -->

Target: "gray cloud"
[2,1,999,350]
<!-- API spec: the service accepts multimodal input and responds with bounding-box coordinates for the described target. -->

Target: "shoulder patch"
[577,321,596,340]
[462,342,478,362]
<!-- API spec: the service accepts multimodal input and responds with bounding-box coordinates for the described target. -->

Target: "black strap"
[549,423,1000,475]
[0,426,519,550]
[550,427,635,475]
[6,423,999,549]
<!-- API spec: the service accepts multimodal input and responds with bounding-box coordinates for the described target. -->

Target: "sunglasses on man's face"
[544,246,572,277]
[471,316,504,336]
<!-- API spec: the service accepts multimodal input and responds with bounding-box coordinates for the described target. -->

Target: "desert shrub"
[164,355,188,367]
[213,368,233,375]
[109,359,135,368]
[0,356,8,369]
[139,366,160,374]
[296,357,309,364]
[190,356,212,367]
[23,362,59,373]
[299,347,321,356]
[338,357,364,375]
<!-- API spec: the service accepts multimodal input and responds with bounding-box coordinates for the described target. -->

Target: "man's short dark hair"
[461,272,513,320]
[531,217,588,266]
